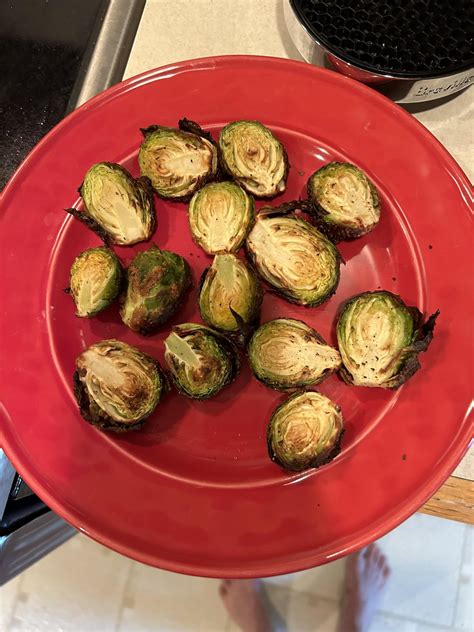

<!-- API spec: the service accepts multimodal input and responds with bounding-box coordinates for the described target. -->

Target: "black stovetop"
[0,0,109,190]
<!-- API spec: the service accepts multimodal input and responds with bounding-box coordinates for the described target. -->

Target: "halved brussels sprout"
[188,182,254,254]
[199,254,263,341]
[248,318,341,390]
[138,121,218,200]
[73,339,166,432]
[307,162,380,242]
[120,245,191,335]
[246,205,341,306]
[69,247,123,317]
[267,391,344,471]
[219,121,288,198]
[337,291,439,389]
[68,162,156,246]
[164,323,240,399]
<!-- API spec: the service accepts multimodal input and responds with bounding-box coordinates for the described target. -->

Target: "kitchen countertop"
[124,0,473,523]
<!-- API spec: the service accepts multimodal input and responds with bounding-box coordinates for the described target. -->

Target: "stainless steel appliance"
[285,0,474,102]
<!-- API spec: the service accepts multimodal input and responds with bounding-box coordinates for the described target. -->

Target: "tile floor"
[1,514,472,632]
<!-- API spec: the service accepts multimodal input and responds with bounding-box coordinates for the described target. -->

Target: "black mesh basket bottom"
[293,0,474,78]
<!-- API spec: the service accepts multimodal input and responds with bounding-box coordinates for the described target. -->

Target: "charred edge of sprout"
[267,424,345,472]
[266,391,345,471]
[197,264,210,294]
[65,207,111,246]
[337,291,439,389]
[178,118,215,144]
[211,329,241,382]
[158,178,216,204]
[251,368,335,393]
[241,149,289,201]
[71,162,157,245]
[260,199,314,217]
[256,198,348,260]
[166,324,241,400]
[179,119,227,183]
[309,203,378,243]
[309,207,355,243]
[141,119,214,143]
[73,351,168,432]
[247,318,340,391]
[171,323,242,373]
[140,120,220,201]
[140,125,159,138]
[227,304,262,347]
[383,308,439,388]
[246,270,340,308]
[306,162,381,243]
[74,370,139,432]
[260,198,348,249]
[134,174,157,239]
[226,148,290,202]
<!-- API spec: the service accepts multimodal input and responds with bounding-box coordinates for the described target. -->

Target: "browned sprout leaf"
[337,291,439,388]
[307,162,380,242]
[267,391,344,471]
[74,339,166,432]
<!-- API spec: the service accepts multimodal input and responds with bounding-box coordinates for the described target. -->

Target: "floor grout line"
[451,525,472,630]
[272,584,341,605]
[113,558,135,632]
[5,572,25,631]
[376,605,467,631]
[284,590,341,605]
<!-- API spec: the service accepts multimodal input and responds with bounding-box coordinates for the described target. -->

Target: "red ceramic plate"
[0,56,472,578]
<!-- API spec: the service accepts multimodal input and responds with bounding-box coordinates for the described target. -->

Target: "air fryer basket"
[287,0,474,101]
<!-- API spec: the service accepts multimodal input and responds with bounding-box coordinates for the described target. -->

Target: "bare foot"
[219,579,273,632]
[337,544,391,632]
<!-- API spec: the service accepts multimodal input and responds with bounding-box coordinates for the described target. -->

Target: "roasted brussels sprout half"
[199,254,263,341]
[69,162,156,246]
[219,121,288,198]
[68,247,123,317]
[164,323,240,399]
[246,205,341,306]
[337,291,439,389]
[188,181,254,254]
[267,391,344,471]
[73,339,166,432]
[307,162,380,242]
[138,121,218,200]
[120,245,191,335]
[248,318,341,390]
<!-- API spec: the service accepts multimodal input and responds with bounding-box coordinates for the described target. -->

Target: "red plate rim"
[1,56,473,577]
[3,56,472,201]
